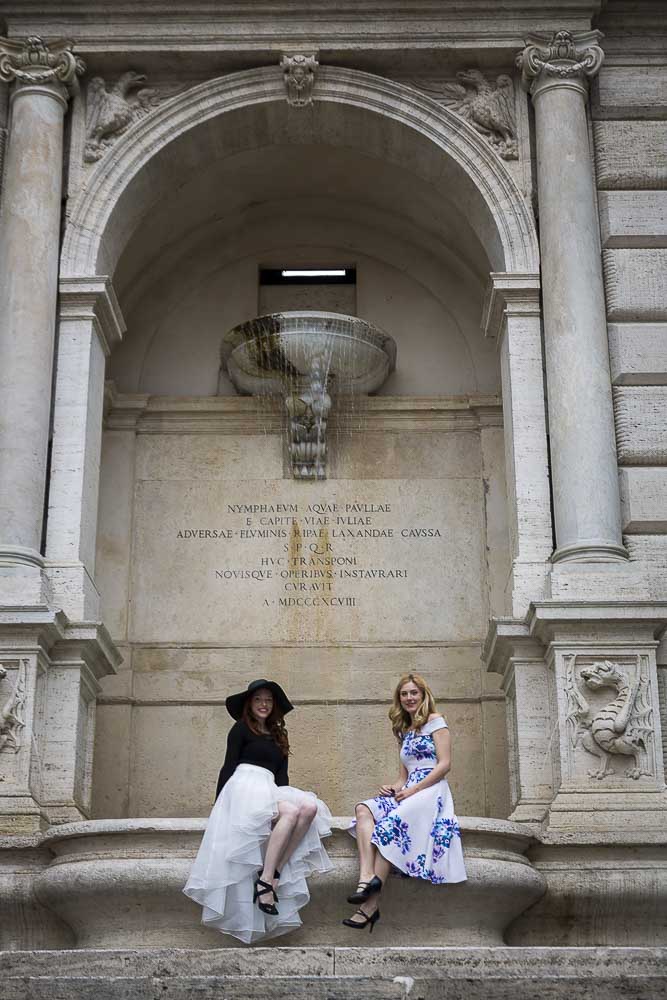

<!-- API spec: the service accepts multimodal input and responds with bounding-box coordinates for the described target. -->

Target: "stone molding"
[103,385,503,435]
[517,29,605,97]
[60,65,539,278]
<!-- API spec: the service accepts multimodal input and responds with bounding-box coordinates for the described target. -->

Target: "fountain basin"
[33,817,544,949]
[221,311,397,397]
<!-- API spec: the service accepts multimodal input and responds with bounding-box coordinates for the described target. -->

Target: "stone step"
[2,947,666,1000]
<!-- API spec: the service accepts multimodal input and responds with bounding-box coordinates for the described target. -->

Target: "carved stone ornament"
[565,657,654,780]
[414,71,518,160]
[285,356,332,480]
[517,29,604,92]
[0,660,27,754]
[281,53,318,107]
[0,35,85,87]
[85,72,163,162]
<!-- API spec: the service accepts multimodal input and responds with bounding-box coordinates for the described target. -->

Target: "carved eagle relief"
[414,70,518,160]
[85,71,160,162]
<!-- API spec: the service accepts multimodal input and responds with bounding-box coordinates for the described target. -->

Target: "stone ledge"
[2,947,667,1000]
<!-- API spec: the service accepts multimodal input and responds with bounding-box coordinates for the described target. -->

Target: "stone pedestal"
[0,609,120,834]
[486,603,667,838]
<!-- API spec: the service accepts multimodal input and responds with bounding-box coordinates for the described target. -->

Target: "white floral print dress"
[348,715,466,884]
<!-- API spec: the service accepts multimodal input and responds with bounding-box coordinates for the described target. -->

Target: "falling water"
[220,311,396,479]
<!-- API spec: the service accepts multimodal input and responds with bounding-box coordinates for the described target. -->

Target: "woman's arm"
[215,722,245,800]
[379,751,408,796]
[394,728,451,801]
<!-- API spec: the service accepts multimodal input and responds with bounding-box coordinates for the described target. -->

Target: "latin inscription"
[175,501,442,611]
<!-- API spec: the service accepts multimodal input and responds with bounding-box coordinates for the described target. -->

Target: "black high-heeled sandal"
[342,907,381,933]
[347,875,383,904]
[253,876,279,915]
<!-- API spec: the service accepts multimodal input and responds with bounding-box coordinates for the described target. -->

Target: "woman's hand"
[378,784,396,797]
[394,786,416,803]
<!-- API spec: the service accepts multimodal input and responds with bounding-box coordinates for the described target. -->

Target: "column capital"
[516,29,604,99]
[0,35,85,103]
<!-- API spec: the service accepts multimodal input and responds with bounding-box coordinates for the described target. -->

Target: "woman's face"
[399,680,423,715]
[250,688,274,724]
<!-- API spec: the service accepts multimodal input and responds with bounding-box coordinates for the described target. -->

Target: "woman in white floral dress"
[344,673,466,932]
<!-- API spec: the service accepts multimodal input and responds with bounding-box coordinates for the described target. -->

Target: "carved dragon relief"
[0,660,27,754]
[411,70,518,160]
[84,72,184,163]
[565,657,654,780]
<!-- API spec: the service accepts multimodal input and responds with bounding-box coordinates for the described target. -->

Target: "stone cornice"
[1,3,603,59]
[103,387,503,435]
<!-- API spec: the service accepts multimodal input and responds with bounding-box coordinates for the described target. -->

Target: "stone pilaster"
[45,279,125,621]
[482,273,553,616]
[517,30,626,565]
[0,37,85,603]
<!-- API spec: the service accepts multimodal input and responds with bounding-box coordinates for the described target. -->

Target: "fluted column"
[0,37,85,585]
[518,30,626,563]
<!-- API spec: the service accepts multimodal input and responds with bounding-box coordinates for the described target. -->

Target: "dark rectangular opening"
[259,267,357,286]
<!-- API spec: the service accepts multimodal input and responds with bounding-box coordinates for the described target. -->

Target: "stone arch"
[61,65,539,279]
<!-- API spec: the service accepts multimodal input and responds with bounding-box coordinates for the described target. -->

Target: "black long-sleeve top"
[215,720,289,799]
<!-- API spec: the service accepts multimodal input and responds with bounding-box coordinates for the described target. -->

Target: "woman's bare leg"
[358,853,392,917]
[260,801,299,886]
[354,803,377,884]
[276,801,318,870]
[347,812,392,923]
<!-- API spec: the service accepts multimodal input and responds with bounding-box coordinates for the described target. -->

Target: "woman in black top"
[184,679,332,944]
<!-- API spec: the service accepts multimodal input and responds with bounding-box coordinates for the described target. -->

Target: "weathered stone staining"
[0,0,666,992]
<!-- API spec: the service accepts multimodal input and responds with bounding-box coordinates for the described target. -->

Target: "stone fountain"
[221,311,397,479]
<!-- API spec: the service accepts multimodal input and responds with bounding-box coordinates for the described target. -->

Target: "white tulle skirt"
[183,763,333,944]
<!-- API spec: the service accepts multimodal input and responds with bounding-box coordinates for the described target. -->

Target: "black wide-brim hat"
[225,679,294,721]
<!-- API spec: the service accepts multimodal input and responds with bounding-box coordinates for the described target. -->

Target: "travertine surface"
[93,400,509,817]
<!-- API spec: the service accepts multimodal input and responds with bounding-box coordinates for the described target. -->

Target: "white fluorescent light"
[281,269,347,277]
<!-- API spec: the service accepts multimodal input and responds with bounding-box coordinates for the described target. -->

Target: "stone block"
[508,845,667,947]
[123,700,487,818]
[328,429,482,480]
[594,65,667,119]
[614,386,667,464]
[598,191,667,249]
[135,433,283,482]
[128,643,484,704]
[95,430,136,641]
[603,249,667,322]
[620,467,667,532]
[594,121,667,189]
[91,705,132,819]
[608,322,667,385]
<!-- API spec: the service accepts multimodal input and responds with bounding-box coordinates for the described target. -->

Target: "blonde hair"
[389,673,437,740]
